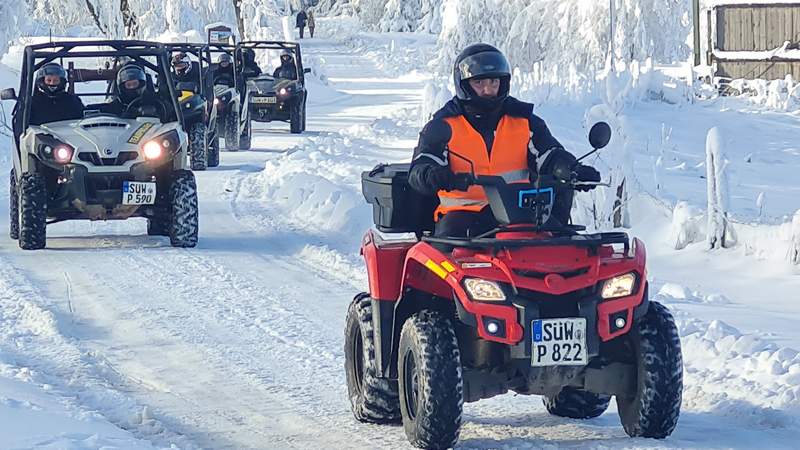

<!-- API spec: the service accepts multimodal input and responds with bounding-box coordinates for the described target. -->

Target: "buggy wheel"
[239,118,252,150]
[147,214,170,236]
[398,310,462,450]
[168,170,199,248]
[290,104,302,134]
[207,132,220,168]
[344,293,401,424]
[543,387,611,419]
[188,122,207,171]
[224,107,240,151]
[18,172,47,250]
[9,169,19,240]
[616,301,683,438]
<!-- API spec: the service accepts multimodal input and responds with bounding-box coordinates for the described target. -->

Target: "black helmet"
[453,43,511,110]
[218,53,232,67]
[35,62,68,97]
[280,50,293,63]
[116,64,147,104]
[171,52,191,75]
[243,48,256,63]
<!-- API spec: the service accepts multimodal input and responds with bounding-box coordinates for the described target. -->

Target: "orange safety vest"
[435,114,530,218]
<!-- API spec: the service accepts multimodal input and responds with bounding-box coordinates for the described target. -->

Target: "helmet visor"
[456,51,510,81]
[40,64,67,78]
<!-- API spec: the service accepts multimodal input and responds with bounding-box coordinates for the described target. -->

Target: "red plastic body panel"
[361,228,648,345]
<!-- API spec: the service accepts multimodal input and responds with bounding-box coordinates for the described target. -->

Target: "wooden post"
[693,0,701,66]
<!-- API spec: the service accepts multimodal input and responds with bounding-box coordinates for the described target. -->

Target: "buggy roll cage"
[235,41,307,84]
[202,43,242,92]
[17,40,184,131]
[163,42,215,98]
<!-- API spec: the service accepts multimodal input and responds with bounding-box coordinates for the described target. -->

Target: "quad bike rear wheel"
[188,122,207,171]
[398,310,463,450]
[9,169,19,240]
[543,387,611,419]
[344,293,401,423]
[616,301,682,438]
[168,170,199,248]
[18,172,47,250]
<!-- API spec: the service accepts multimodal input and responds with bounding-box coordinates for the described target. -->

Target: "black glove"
[450,173,474,191]
[574,164,601,191]
[428,166,454,191]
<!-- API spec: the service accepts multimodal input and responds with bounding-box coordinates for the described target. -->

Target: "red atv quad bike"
[345,123,683,449]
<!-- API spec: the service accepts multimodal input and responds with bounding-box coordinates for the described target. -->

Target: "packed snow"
[0,2,799,449]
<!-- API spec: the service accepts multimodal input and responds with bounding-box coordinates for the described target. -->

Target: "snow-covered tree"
[379,0,421,32]
[790,210,800,265]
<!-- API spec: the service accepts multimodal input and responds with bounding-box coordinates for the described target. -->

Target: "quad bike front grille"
[513,267,590,279]
[78,151,139,166]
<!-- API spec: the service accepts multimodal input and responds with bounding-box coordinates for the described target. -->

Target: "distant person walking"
[296,9,308,39]
[307,9,316,38]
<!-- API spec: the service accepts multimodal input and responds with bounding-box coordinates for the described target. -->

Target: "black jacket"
[173,62,202,90]
[212,65,235,86]
[272,61,298,80]
[296,11,308,28]
[409,96,568,196]
[29,92,85,126]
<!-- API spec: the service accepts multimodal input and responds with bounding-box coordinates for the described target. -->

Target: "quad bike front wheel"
[18,172,47,250]
[398,310,463,450]
[168,170,199,248]
[188,122,207,171]
[543,387,611,419]
[616,301,683,438]
[344,293,401,424]
[9,169,19,240]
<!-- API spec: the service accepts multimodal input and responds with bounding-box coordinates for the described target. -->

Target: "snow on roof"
[713,41,800,60]
[708,0,800,6]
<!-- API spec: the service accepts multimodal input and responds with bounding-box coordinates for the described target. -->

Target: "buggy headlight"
[601,272,637,299]
[463,278,506,302]
[143,130,180,158]
[142,141,163,160]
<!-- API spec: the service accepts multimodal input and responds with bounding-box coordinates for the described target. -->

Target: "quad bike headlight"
[463,278,506,302]
[36,134,74,164]
[601,272,637,299]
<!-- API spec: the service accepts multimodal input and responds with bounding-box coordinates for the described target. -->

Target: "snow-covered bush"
[379,0,421,32]
[705,127,736,249]
[670,201,704,250]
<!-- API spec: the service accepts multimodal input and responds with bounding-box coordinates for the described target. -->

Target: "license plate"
[531,318,587,366]
[122,181,156,205]
[251,96,277,104]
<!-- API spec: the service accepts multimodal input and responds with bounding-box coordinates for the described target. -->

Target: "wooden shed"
[709,2,800,80]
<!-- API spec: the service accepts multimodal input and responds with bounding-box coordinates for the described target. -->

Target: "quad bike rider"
[346,44,683,449]
[28,62,85,126]
[171,50,219,170]
[209,51,242,151]
[2,40,199,250]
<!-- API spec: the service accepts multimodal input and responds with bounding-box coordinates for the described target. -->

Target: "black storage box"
[361,163,438,233]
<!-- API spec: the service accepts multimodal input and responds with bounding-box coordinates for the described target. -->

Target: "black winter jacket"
[29,92,84,126]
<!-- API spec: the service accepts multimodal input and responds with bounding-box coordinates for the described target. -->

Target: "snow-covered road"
[0,30,798,449]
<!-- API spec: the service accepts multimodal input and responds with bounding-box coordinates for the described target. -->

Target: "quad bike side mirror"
[0,88,17,101]
[588,121,611,150]
[575,121,613,165]
[303,68,311,74]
